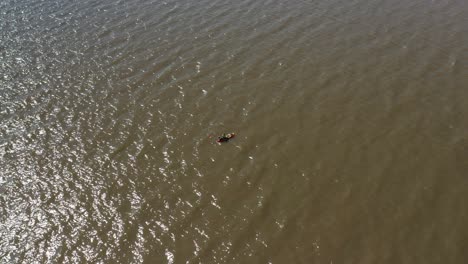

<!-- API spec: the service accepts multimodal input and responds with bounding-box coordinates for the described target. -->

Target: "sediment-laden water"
[1,0,467,263]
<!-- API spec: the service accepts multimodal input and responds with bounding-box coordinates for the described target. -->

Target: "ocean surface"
[1,0,467,263]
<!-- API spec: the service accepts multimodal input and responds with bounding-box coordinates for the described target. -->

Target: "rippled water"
[1,0,467,263]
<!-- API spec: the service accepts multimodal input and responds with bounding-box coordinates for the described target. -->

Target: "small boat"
[217,133,235,143]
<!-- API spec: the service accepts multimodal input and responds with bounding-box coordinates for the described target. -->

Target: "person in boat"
[217,133,234,142]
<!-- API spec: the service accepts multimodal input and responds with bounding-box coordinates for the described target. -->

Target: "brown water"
[1,0,467,263]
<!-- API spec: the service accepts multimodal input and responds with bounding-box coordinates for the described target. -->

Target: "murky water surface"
[1,0,467,263]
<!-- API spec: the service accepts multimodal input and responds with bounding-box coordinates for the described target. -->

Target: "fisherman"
[217,133,234,143]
